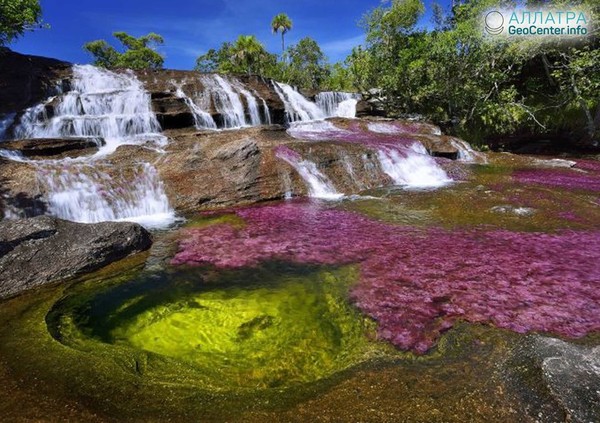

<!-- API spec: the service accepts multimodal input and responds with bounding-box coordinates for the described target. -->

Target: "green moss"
[343,161,600,232]
[183,213,246,229]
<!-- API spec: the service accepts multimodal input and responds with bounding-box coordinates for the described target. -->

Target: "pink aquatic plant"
[172,202,600,353]
[513,161,600,191]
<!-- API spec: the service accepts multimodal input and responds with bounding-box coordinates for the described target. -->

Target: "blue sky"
[9,0,447,70]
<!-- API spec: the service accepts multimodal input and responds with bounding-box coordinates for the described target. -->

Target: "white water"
[200,75,250,128]
[0,148,27,161]
[38,162,175,229]
[377,143,452,189]
[230,80,262,126]
[174,84,217,130]
[287,120,351,141]
[368,122,402,134]
[260,98,272,125]
[14,65,167,155]
[315,92,360,118]
[450,138,488,163]
[276,149,343,199]
[0,113,15,140]
[272,82,325,123]
[4,65,175,228]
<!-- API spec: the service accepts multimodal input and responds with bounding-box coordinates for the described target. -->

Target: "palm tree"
[231,35,266,74]
[271,13,293,56]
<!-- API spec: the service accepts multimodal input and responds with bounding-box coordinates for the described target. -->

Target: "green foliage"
[83,32,164,69]
[196,36,277,76]
[0,0,44,45]
[271,13,293,54]
[281,37,329,89]
[323,63,354,91]
[350,0,600,144]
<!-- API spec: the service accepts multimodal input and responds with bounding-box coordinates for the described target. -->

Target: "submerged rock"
[490,205,536,216]
[0,216,152,299]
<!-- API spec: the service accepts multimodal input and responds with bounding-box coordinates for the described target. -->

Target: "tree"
[83,32,165,69]
[352,0,599,146]
[271,13,293,56]
[195,38,279,76]
[230,35,271,75]
[0,0,44,45]
[283,37,329,89]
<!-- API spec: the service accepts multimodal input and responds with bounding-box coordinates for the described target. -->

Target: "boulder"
[506,335,600,422]
[356,99,386,118]
[0,137,104,158]
[0,216,152,299]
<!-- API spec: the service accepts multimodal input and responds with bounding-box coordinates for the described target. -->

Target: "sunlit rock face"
[172,202,600,353]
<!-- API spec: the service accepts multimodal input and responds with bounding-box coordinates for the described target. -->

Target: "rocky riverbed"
[0,48,598,422]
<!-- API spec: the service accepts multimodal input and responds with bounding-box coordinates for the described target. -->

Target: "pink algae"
[172,202,600,354]
[513,160,600,191]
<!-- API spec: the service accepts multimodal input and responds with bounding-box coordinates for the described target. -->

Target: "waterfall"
[38,162,175,229]
[275,146,343,199]
[0,113,15,140]
[315,92,360,118]
[272,82,325,123]
[174,84,217,130]
[14,65,167,155]
[4,65,175,228]
[377,143,451,188]
[450,138,488,164]
[261,98,272,125]
[230,80,263,126]
[200,75,249,128]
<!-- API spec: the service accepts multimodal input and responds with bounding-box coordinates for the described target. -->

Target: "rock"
[0,216,152,299]
[156,112,196,130]
[0,48,71,115]
[533,158,577,168]
[355,99,386,118]
[490,205,536,216]
[134,70,287,128]
[0,137,104,158]
[506,335,600,422]
[416,135,459,159]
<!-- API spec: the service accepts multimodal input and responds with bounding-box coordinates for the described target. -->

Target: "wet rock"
[490,205,536,216]
[506,335,600,422]
[355,99,386,118]
[533,158,577,168]
[133,70,287,128]
[0,216,152,299]
[0,137,104,158]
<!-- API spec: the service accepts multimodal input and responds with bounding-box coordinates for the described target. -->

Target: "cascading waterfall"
[200,75,248,128]
[377,143,451,188]
[173,84,217,130]
[38,162,174,229]
[14,65,167,155]
[4,65,175,228]
[450,138,488,164]
[276,146,343,199]
[177,75,272,129]
[315,92,361,118]
[272,82,325,123]
[230,80,263,126]
[260,98,272,125]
